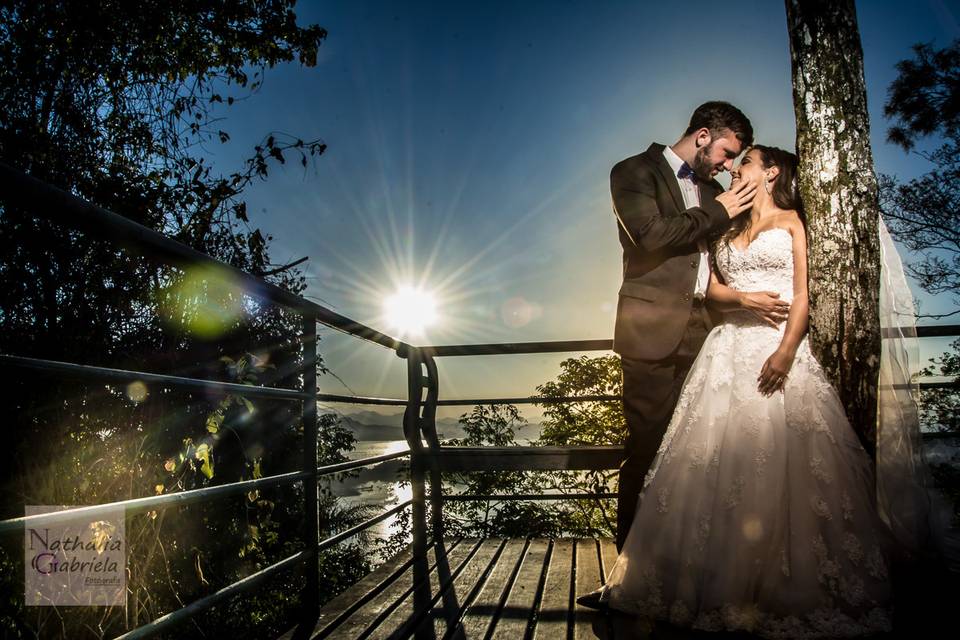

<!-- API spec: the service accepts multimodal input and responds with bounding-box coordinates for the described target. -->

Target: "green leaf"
[195,443,214,479]
[206,410,224,434]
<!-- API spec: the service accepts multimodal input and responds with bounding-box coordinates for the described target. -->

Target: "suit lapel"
[646,143,685,214]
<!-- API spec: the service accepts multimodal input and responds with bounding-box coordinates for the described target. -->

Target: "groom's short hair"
[684,101,753,148]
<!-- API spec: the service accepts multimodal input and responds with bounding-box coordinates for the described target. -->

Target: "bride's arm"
[758,217,810,395]
[706,270,790,327]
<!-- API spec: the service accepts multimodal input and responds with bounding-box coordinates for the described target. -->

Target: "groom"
[610,102,757,553]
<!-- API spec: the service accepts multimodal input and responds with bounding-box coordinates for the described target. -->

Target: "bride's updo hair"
[717,144,805,253]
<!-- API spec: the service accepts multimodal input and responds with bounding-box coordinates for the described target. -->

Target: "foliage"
[918,338,960,433]
[0,2,368,638]
[440,404,565,538]
[534,355,624,537]
[537,355,624,446]
[882,39,960,308]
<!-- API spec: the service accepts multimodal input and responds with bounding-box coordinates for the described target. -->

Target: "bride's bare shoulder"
[778,211,805,236]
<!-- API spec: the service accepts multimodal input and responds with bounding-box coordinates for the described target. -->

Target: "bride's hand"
[758,348,795,396]
[740,291,790,327]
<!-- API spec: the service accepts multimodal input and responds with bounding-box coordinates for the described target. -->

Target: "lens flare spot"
[160,264,245,338]
[742,515,764,541]
[500,296,542,328]
[126,381,148,403]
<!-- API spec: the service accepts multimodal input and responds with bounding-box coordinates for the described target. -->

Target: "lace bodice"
[714,227,795,304]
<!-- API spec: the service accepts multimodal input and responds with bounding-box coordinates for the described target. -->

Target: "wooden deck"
[281,538,644,640]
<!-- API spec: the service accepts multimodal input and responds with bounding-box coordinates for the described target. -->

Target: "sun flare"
[383,286,438,336]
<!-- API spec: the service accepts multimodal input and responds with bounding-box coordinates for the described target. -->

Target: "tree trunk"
[785,0,881,456]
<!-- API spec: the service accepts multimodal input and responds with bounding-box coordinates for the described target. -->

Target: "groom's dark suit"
[611,143,731,552]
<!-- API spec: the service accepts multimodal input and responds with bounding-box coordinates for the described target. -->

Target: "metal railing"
[2,161,958,639]
[0,163,414,638]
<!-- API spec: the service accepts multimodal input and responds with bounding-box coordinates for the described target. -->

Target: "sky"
[205,0,960,419]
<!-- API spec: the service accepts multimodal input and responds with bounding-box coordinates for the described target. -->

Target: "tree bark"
[785,0,881,455]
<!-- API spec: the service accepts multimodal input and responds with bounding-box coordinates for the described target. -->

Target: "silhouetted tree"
[0,2,362,638]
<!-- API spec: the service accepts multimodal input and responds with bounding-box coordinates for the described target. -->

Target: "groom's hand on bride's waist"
[738,291,790,327]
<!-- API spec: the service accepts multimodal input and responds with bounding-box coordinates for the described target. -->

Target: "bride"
[588,144,928,638]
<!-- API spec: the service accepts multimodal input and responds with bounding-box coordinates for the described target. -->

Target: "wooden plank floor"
[281,538,638,640]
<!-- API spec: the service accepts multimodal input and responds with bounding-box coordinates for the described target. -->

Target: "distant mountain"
[337,410,541,443]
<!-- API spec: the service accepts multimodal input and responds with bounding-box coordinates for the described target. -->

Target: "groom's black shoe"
[575,589,607,610]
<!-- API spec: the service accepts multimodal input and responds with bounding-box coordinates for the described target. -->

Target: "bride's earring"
[764,173,772,195]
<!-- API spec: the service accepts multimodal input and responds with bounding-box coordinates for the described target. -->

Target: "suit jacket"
[611,143,731,361]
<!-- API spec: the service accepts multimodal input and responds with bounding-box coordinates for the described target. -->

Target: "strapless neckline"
[729,227,791,254]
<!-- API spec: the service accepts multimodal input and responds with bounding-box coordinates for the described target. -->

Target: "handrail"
[420,325,960,357]
[0,162,403,352]
[318,449,411,475]
[317,499,413,552]
[0,450,411,534]
[914,324,960,338]
[439,493,618,501]
[0,354,311,401]
[317,393,408,406]
[422,339,613,357]
[0,470,311,534]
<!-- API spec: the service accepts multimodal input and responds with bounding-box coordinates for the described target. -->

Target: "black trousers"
[616,302,712,552]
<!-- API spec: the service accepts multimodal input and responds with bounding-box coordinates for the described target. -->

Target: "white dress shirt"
[662,145,710,300]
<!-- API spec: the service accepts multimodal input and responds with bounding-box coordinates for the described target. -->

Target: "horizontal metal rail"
[0,162,402,352]
[6,353,952,410]
[418,326,960,358]
[317,393,409,406]
[916,380,958,390]
[923,431,960,440]
[0,470,312,534]
[113,550,311,640]
[327,384,956,408]
[422,339,614,357]
[439,493,617,501]
[318,449,411,475]
[438,395,620,406]
[432,445,626,471]
[317,499,413,552]
[0,450,413,534]
[1,354,311,401]
[915,324,960,338]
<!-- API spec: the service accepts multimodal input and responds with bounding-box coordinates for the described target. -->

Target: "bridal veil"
[877,218,958,566]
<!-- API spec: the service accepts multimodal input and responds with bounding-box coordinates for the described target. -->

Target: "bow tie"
[677,162,697,181]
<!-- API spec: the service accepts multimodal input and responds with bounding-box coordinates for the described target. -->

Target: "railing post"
[402,348,444,542]
[300,314,320,625]
[402,347,428,566]
[421,354,444,541]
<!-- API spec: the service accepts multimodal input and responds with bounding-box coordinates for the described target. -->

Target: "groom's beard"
[692,143,717,181]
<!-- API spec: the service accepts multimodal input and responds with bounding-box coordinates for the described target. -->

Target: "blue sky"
[206,0,960,415]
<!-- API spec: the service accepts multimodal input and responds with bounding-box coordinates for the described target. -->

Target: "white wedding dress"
[601,228,895,638]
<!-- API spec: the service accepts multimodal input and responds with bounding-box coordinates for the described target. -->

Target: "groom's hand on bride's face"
[716,177,758,218]
[742,291,790,327]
